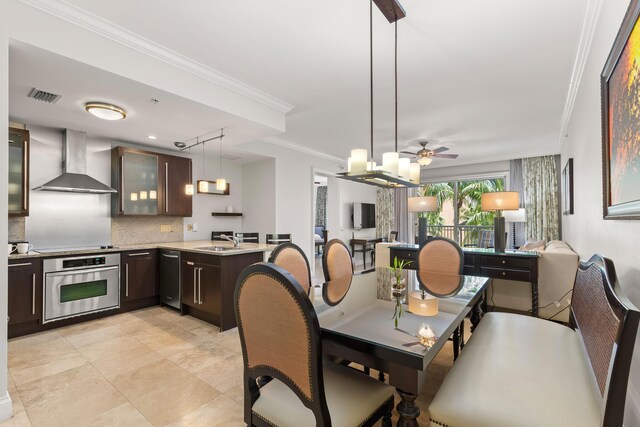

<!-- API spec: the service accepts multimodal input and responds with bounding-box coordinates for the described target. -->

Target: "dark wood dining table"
[313,268,489,426]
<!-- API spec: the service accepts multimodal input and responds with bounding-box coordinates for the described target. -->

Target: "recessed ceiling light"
[85,102,126,120]
[148,135,157,140]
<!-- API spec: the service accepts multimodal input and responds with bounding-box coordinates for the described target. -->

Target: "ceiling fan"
[400,140,459,166]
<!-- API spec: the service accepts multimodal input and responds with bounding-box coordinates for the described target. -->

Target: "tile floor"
[2,305,459,427]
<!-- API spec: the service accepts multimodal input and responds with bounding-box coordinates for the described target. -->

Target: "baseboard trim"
[0,390,13,421]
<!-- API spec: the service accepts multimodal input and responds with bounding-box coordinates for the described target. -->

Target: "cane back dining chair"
[269,242,312,296]
[234,263,394,426]
[417,237,466,359]
[322,239,354,306]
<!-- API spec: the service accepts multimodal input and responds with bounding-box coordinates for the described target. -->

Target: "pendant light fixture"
[185,139,195,195]
[337,0,418,188]
[198,138,209,193]
[216,131,226,191]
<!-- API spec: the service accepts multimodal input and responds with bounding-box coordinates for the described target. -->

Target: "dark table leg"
[396,389,419,427]
[532,280,539,317]
[470,299,483,333]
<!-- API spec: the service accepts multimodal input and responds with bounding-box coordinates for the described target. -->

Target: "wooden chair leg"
[452,329,459,360]
[460,319,465,349]
[364,367,370,376]
[378,371,385,382]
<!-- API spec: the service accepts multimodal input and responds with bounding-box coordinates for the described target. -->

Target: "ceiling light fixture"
[85,102,126,120]
[216,130,227,191]
[148,135,157,140]
[337,0,418,189]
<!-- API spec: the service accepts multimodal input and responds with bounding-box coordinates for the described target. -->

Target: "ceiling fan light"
[418,156,433,166]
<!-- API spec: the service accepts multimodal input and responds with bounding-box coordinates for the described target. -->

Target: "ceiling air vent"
[27,88,62,104]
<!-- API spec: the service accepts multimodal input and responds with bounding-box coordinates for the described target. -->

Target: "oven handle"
[46,265,119,277]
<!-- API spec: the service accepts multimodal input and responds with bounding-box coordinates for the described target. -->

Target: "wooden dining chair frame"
[322,239,354,307]
[268,242,313,296]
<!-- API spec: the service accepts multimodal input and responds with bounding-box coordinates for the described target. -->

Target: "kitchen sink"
[196,246,239,252]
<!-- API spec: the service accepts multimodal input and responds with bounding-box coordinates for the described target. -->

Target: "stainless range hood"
[34,129,117,194]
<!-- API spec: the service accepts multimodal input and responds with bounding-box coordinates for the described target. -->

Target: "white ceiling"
[15,0,587,168]
[8,41,271,164]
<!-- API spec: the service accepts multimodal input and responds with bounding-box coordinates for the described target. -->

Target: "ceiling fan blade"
[400,151,416,155]
[434,153,459,159]
[433,147,449,153]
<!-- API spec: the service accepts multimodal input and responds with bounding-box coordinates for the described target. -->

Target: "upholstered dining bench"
[428,254,639,427]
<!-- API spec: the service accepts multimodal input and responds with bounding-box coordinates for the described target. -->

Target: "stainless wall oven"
[43,254,120,323]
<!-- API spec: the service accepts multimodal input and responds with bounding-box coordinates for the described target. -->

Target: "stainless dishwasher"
[160,250,181,309]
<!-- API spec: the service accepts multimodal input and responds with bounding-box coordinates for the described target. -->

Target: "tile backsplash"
[112,216,184,246]
[8,217,25,242]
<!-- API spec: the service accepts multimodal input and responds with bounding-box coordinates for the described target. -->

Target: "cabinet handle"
[162,254,179,259]
[502,260,506,264]
[125,263,129,297]
[186,261,195,266]
[198,267,203,305]
[165,162,169,213]
[8,263,32,268]
[23,138,28,212]
[128,252,150,257]
[193,268,198,304]
[32,274,36,315]
[120,156,125,213]
[502,272,506,276]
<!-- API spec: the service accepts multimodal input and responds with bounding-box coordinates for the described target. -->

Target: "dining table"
[313,267,490,426]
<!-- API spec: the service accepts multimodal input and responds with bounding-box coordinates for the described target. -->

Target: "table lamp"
[408,196,438,246]
[502,208,526,249]
[408,290,439,348]
[480,191,519,252]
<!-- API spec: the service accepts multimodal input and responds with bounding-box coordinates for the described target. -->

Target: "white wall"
[561,0,640,423]
[336,178,377,243]
[184,152,243,241]
[242,159,276,242]
[0,2,12,419]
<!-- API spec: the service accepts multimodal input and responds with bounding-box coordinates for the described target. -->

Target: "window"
[415,176,505,247]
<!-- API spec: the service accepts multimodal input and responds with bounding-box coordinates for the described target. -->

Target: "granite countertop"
[8,240,276,260]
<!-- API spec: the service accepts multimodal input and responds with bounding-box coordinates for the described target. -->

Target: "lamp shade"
[481,191,519,212]
[408,196,438,213]
[408,292,438,316]
[503,208,526,223]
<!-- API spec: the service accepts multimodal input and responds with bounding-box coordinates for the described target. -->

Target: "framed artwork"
[562,158,574,215]
[601,0,640,219]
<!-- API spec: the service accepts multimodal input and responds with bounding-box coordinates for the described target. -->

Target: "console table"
[389,245,541,317]
[350,238,382,269]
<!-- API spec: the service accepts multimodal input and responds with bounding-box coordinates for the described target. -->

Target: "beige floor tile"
[223,384,244,406]
[192,354,243,394]
[145,331,203,358]
[9,352,87,386]
[168,344,236,374]
[132,326,184,345]
[0,412,31,427]
[130,374,218,426]
[25,378,126,427]
[8,331,61,353]
[165,395,244,427]
[8,337,76,370]
[110,359,190,401]
[64,325,130,349]
[8,389,25,416]
[90,344,163,380]
[211,331,242,354]
[85,402,152,427]
[77,334,142,362]
[17,364,104,408]
[7,373,15,392]
[189,325,221,338]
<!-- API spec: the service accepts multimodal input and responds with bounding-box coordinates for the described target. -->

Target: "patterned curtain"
[376,188,394,239]
[509,159,526,246]
[315,186,327,226]
[394,188,409,242]
[522,156,560,241]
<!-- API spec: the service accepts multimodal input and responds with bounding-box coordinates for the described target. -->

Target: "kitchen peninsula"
[8,241,273,338]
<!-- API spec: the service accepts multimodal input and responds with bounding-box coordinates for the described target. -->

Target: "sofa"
[491,240,578,322]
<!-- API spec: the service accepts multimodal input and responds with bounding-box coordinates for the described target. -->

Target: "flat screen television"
[353,202,376,229]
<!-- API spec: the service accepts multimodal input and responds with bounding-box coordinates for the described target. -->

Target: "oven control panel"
[62,257,106,269]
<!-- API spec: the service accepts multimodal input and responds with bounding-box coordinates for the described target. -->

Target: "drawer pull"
[9,263,32,268]
[128,252,150,257]
[502,260,506,264]
[502,272,506,276]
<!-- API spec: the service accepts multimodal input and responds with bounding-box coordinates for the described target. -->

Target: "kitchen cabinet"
[8,259,42,338]
[121,250,159,310]
[112,147,192,217]
[181,251,262,331]
[158,155,192,217]
[8,128,29,216]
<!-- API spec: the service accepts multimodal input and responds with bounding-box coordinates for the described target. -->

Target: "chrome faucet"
[220,234,240,248]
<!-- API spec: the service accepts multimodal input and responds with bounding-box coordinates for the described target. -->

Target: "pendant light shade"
[409,163,421,183]
[198,180,209,193]
[185,184,194,196]
[398,158,411,179]
[351,149,368,174]
[216,179,226,191]
[382,152,399,176]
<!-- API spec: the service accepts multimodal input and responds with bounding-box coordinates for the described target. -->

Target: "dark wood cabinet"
[8,259,42,338]
[181,251,262,331]
[8,128,29,217]
[121,250,159,310]
[159,155,192,217]
[112,147,192,217]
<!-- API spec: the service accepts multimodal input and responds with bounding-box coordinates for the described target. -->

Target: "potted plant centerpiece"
[389,256,411,328]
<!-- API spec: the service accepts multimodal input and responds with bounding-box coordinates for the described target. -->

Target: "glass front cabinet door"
[8,128,29,216]
[114,148,160,215]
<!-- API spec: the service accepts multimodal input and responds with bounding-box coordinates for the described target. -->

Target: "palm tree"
[418,182,454,227]
[457,179,504,226]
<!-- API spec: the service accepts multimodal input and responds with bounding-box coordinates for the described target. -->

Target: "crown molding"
[262,137,345,163]
[557,0,604,151]
[17,0,294,114]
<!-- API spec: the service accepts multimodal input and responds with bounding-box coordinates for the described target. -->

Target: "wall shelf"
[211,212,243,217]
